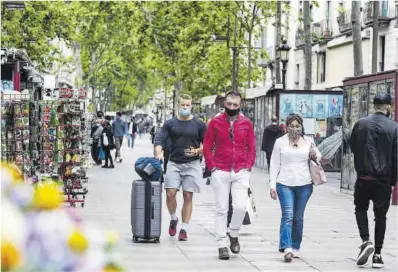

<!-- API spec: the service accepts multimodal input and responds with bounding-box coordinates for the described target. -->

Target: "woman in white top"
[269,113,321,262]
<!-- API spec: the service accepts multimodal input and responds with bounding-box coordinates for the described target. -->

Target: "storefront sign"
[58,88,73,99]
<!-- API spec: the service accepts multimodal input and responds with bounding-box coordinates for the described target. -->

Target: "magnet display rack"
[1,93,32,177]
[37,98,88,208]
[58,99,88,207]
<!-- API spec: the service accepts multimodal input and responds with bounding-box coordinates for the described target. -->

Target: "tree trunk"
[372,0,379,73]
[352,1,363,76]
[72,41,83,88]
[248,31,252,90]
[303,1,312,90]
[275,0,282,85]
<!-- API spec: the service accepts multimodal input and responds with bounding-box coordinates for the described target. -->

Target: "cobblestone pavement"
[81,135,398,272]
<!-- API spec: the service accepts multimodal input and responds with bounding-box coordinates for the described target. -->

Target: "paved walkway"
[82,135,398,271]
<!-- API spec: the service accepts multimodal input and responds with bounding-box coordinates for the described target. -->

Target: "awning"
[200,95,217,106]
[245,85,272,99]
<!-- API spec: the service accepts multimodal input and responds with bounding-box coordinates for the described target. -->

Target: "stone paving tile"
[81,135,398,271]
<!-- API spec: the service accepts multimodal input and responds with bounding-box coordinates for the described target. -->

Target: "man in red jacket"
[203,91,256,260]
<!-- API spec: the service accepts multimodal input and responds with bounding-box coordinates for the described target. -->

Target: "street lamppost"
[277,39,291,90]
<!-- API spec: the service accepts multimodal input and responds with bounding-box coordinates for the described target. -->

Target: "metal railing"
[337,9,352,34]
[312,19,333,41]
[363,1,396,25]
[395,2,398,27]
[295,29,305,47]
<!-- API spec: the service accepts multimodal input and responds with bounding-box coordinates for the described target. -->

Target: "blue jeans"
[128,134,135,148]
[276,183,313,251]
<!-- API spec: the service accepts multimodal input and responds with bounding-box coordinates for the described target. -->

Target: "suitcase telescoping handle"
[151,187,155,219]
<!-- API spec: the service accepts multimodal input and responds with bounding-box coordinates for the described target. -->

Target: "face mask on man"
[225,107,240,117]
[179,108,191,117]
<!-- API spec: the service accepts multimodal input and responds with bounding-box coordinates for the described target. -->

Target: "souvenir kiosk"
[341,70,397,204]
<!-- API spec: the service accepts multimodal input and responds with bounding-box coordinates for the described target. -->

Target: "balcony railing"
[312,19,333,43]
[257,45,275,66]
[395,2,398,27]
[295,29,305,47]
[337,9,352,34]
[363,1,396,27]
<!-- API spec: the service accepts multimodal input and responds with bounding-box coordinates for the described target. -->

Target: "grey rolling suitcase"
[131,179,162,243]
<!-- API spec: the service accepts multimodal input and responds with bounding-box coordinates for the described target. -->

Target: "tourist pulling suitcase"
[131,157,162,243]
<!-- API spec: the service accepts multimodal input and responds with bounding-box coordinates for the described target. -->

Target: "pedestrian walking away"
[262,115,284,172]
[112,112,127,163]
[101,117,115,169]
[203,91,256,260]
[127,116,138,149]
[154,94,206,242]
[269,113,321,263]
[91,111,105,165]
[349,93,397,269]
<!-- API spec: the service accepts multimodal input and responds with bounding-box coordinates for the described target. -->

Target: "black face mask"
[225,107,240,117]
[386,109,391,118]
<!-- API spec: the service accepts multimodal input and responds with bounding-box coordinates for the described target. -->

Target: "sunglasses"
[229,126,233,140]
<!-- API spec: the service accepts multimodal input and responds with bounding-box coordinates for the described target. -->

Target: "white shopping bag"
[102,133,108,146]
[242,189,257,225]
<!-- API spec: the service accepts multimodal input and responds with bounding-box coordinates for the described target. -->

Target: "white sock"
[181,223,188,231]
[170,213,177,220]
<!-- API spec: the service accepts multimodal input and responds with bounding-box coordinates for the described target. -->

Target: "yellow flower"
[103,263,123,272]
[33,182,63,210]
[1,240,21,271]
[68,229,88,253]
[1,163,24,185]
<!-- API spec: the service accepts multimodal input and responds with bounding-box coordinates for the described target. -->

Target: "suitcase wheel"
[154,238,159,243]
[133,236,138,243]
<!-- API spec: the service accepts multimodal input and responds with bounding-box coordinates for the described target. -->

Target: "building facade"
[257,0,398,91]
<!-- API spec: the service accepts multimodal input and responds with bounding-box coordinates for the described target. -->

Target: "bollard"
[392,184,398,205]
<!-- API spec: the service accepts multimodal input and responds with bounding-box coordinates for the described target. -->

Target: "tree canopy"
[1,1,277,109]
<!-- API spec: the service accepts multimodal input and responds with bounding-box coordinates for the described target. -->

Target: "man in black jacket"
[262,116,283,171]
[349,93,397,268]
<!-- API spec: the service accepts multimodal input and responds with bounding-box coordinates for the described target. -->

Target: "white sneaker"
[284,248,293,262]
[292,249,300,258]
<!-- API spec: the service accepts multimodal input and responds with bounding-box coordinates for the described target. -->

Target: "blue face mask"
[179,108,191,117]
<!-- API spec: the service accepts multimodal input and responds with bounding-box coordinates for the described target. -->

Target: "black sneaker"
[218,247,230,260]
[372,254,384,268]
[228,234,240,254]
[357,241,374,266]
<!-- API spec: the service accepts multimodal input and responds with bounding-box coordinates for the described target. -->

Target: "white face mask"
[179,108,191,117]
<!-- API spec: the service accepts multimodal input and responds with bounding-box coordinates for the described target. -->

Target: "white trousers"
[212,169,250,248]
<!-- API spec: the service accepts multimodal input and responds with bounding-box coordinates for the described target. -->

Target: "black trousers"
[266,152,272,172]
[354,178,392,252]
[163,149,170,174]
[91,142,100,164]
[104,147,113,166]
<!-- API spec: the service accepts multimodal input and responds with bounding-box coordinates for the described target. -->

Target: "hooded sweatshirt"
[262,123,284,154]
